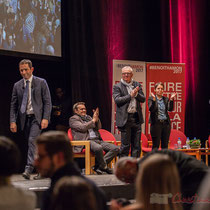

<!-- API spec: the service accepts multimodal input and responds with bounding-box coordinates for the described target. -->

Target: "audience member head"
[46,45,55,55]
[51,176,97,210]
[114,157,138,183]
[136,154,182,210]
[34,131,73,178]
[72,102,86,116]
[55,87,64,99]
[0,136,20,177]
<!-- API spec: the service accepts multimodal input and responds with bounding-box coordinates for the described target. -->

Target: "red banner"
[145,63,185,136]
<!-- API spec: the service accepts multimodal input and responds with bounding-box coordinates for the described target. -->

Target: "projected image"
[0,0,61,56]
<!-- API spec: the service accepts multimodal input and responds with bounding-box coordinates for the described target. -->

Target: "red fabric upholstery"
[141,133,153,153]
[98,129,117,145]
[146,134,152,141]
[169,129,187,149]
[141,133,149,147]
[67,128,86,154]
[68,128,73,141]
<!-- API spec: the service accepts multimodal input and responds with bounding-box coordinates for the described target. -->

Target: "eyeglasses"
[78,108,86,111]
[35,153,49,161]
[122,73,132,75]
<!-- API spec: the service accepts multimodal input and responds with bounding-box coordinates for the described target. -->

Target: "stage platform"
[11,174,135,209]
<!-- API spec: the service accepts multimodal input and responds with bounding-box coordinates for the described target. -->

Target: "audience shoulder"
[0,186,36,210]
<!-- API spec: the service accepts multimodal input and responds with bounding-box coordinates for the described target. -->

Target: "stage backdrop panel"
[145,63,186,136]
[112,60,146,140]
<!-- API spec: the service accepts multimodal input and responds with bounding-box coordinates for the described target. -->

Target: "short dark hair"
[0,136,20,176]
[19,59,33,68]
[73,102,85,113]
[155,82,164,89]
[36,131,73,162]
[51,176,97,210]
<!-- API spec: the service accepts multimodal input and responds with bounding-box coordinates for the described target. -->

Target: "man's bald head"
[114,157,138,183]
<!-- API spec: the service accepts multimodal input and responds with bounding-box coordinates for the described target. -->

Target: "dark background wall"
[0,0,209,168]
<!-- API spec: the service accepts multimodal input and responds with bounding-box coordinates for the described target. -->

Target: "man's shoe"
[33,173,43,180]
[22,171,30,180]
[99,167,113,174]
[93,167,103,175]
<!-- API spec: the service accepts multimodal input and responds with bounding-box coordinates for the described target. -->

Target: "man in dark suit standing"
[10,59,52,179]
[113,66,145,158]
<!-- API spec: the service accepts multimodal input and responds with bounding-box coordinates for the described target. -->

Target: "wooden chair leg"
[90,156,95,174]
[206,153,208,166]
[85,142,91,175]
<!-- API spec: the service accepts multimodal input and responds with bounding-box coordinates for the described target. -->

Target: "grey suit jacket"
[10,76,52,130]
[69,114,102,152]
[113,80,145,128]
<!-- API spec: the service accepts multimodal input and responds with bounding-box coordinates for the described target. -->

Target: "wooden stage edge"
[11,174,135,208]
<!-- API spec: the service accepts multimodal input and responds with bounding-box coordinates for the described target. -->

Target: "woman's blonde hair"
[136,154,182,210]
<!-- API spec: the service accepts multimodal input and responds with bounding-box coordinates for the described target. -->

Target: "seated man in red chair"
[69,102,119,174]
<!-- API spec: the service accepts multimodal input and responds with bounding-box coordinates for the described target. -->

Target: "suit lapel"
[20,79,25,96]
[31,76,36,98]
[120,82,129,95]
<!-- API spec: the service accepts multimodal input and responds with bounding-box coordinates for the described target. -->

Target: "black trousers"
[118,113,141,158]
[24,115,41,173]
[150,121,171,149]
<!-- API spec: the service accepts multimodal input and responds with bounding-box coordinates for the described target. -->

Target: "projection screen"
[0,0,61,57]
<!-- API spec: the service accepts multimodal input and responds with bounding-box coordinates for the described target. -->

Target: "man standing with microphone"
[113,66,145,158]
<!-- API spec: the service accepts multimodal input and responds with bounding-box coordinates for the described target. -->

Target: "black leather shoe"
[93,168,103,175]
[22,171,30,180]
[33,173,43,180]
[99,167,113,174]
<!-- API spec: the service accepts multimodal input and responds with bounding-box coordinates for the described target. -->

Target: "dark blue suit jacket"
[10,76,52,130]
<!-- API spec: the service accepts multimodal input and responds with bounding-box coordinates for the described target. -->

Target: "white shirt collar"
[24,75,33,84]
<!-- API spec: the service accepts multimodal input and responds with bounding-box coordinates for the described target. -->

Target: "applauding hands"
[130,86,140,98]
[170,92,177,100]
[92,107,99,123]
[150,92,177,101]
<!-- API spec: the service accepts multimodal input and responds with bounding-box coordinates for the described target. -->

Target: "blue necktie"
[20,80,29,114]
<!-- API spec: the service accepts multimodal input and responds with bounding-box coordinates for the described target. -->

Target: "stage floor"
[11,173,127,189]
[11,174,135,208]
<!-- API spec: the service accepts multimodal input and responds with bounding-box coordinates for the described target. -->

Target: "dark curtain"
[63,0,171,130]
[63,0,209,140]
[0,0,209,147]
[169,0,209,141]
